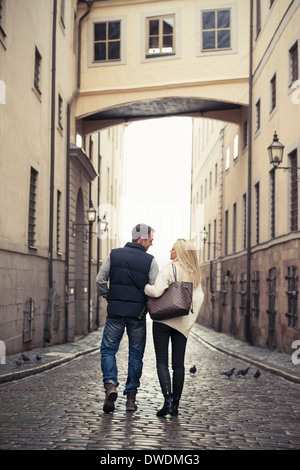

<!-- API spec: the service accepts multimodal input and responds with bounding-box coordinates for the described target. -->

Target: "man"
[96,223,159,413]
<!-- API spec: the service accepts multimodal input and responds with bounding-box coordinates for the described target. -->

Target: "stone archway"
[74,189,86,337]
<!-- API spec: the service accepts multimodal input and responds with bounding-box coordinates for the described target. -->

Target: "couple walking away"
[96,223,204,416]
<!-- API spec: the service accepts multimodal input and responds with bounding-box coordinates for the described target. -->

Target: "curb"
[191,330,300,385]
[0,347,99,385]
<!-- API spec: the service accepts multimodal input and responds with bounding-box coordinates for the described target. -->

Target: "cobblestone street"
[0,321,299,456]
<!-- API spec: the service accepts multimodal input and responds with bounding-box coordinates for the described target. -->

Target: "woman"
[144,239,204,417]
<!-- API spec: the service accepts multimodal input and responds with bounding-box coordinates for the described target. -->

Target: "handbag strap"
[172,264,178,283]
[172,263,194,313]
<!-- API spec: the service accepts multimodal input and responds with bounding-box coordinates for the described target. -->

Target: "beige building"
[1,0,299,356]
[192,0,300,353]
[0,0,124,354]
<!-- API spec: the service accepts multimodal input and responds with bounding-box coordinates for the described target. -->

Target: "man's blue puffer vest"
[107,242,153,318]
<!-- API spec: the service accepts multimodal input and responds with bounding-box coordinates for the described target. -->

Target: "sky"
[121,116,194,267]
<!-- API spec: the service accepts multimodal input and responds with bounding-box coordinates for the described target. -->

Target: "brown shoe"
[103,383,118,413]
[126,391,137,411]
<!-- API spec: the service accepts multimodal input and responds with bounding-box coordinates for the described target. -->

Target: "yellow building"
[192,0,300,353]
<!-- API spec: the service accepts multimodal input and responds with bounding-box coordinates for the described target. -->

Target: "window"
[57,190,62,255]
[256,0,261,38]
[242,193,247,250]
[240,273,247,316]
[225,146,230,171]
[286,266,298,329]
[270,169,276,238]
[270,74,276,112]
[213,219,217,259]
[233,134,239,160]
[60,0,65,28]
[289,150,298,232]
[252,271,260,318]
[255,99,261,132]
[146,15,175,57]
[215,163,218,185]
[94,20,121,62]
[207,223,211,261]
[202,9,231,51]
[255,182,260,244]
[243,119,248,149]
[289,42,299,86]
[28,167,38,248]
[0,0,7,36]
[232,202,237,253]
[267,267,277,349]
[34,47,42,94]
[58,94,63,130]
[225,209,229,256]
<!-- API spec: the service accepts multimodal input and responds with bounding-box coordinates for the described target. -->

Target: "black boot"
[156,394,172,417]
[171,398,180,416]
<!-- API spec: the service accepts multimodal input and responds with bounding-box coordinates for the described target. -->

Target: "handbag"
[147,265,193,321]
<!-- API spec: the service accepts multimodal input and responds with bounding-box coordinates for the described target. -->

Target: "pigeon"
[36,355,42,361]
[189,365,197,374]
[221,367,235,378]
[236,367,250,377]
[21,353,31,362]
[15,359,22,367]
[253,369,261,379]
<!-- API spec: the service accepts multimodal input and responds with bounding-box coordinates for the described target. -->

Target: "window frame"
[289,41,299,87]
[88,15,126,67]
[270,73,277,114]
[94,20,121,62]
[289,149,298,232]
[201,8,231,52]
[34,46,42,95]
[28,167,38,249]
[145,14,176,58]
[196,3,237,57]
[141,9,180,63]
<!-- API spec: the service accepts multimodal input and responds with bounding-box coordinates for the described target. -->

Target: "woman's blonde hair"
[172,239,201,288]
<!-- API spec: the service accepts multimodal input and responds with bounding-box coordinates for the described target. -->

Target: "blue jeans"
[100,317,147,395]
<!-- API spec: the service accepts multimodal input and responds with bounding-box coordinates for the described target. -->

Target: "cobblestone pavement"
[0,321,300,453]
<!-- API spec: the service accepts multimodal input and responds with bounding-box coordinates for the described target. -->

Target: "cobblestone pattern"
[0,325,300,450]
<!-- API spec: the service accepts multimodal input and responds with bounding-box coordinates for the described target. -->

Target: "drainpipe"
[64,0,94,342]
[96,132,101,328]
[44,0,57,344]
[245,0,254,345]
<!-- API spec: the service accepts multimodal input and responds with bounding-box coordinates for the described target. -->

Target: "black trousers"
[152,321,187,400]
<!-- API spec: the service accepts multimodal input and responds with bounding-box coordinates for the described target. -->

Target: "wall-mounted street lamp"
[87,203,97,223]
[268,131,300,171]
[96,214,108,237]
[268,131,285,168]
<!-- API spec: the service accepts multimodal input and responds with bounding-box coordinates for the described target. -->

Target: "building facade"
[191,0,300,353]
[0,0,124,354]
[1,0,299,356]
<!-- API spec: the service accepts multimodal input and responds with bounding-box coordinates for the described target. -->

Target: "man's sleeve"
[148,258,159,285]
[96,255,111,297]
